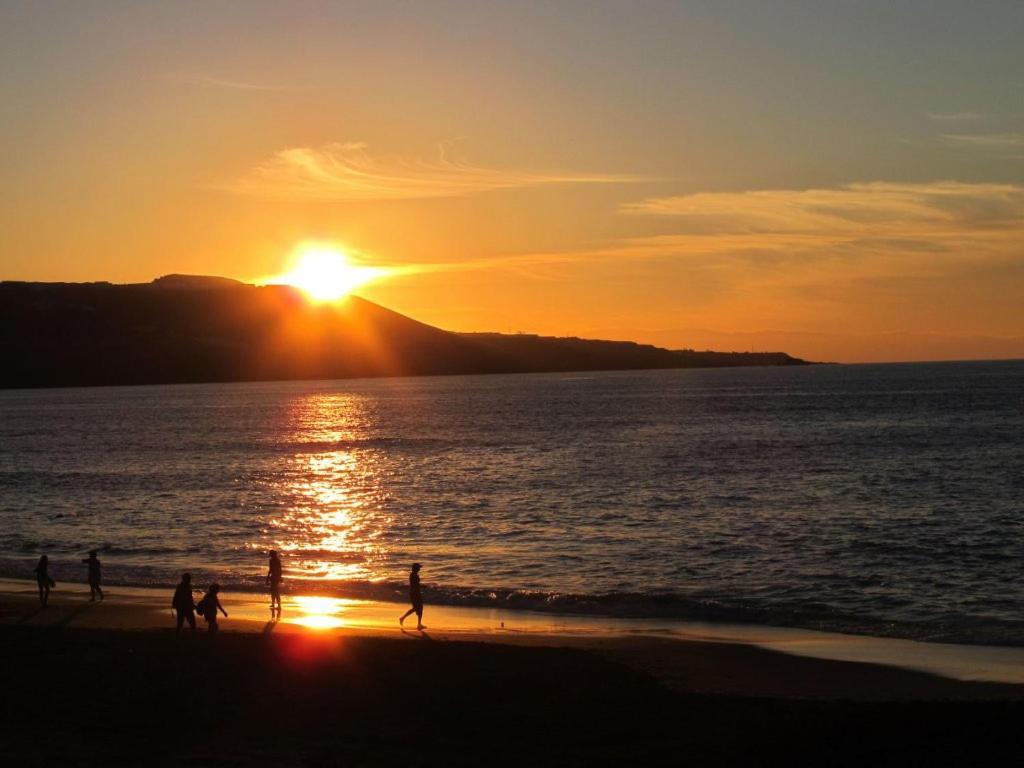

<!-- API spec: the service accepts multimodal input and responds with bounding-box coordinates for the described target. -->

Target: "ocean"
[1,360,1022,645]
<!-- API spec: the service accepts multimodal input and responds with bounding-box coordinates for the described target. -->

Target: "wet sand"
[2,580,1022,765]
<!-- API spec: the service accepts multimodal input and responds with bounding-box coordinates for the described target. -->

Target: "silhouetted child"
[197,583,227,633]
[82,550,103,601]
[172,573,197,633]
[399,563,425,630]
[34,555,55,607]
[266,550,283,614]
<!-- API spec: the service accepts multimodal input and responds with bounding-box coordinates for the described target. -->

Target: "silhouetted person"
[34,555,55,607]
[197,583,227,634]
[266,550,283,614]
[172,573,197,634]
[82,550,103,601]
[399,563,425,630]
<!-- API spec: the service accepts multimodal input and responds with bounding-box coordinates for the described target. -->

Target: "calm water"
[1,361,1022,644]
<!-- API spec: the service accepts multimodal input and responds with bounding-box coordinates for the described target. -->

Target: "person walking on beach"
[82,550,104,602]
[34,555,55,607]
[266,550,283,614]
[197,583,228,634]
[399,563,425,630]
[172,573,197,634]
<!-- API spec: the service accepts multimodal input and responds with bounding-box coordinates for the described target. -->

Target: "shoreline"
[2,560,1018,648]
[4,578,1022,697]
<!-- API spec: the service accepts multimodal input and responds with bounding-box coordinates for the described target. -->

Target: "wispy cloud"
[392,181,1024,280]
[621,181,1024,235]
[613,182,1024,294]
[166,72,291,92]
[380,181,1024,343]
[223,142,641,201]
[926,111,988,122]
[940,132,1024,148]
[497,181,1024,278]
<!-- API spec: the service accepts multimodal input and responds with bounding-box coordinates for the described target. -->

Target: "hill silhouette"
[0,277,810,388]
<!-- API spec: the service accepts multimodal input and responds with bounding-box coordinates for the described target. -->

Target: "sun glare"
[273,244,388,302]
[288,595,353,630]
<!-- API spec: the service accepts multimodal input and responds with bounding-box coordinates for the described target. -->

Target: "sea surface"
[1,361,1022,645]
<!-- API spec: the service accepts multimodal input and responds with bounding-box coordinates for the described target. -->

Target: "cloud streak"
[373,181,1024,348]
[926,112,988,122]
[167,72,291,92]
[224,142,641,201]
[608,182,1024,310]
[392,182,1024,282]
[940,132,1024,148]
[621,181,1024,238]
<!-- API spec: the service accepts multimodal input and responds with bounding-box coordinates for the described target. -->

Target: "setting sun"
[271,244,389,302]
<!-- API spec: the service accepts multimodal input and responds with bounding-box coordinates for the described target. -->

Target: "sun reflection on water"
[286,595,356,630]
[256,393,392,586]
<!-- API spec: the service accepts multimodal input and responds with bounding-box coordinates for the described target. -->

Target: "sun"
[273,244,388,302]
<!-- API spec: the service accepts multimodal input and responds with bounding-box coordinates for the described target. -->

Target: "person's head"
[89,550,97,558]
[210,583,220,594]
[270,550,278,559]
[181,572,191,585]
[412,563,421,573]
[39,555,48,565]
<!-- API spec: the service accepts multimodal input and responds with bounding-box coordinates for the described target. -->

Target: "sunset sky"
[2,1,1022,362]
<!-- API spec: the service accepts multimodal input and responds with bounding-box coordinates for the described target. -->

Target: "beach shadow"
[263,615,279,635]
[16,607,46,624]
[18,603,93,628]
[53,603,95,628]
[401,628,432,641]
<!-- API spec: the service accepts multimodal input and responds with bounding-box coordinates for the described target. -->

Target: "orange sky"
[2,2,1022,363]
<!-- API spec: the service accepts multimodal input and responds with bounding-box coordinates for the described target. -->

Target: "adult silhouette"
[197,583,228,633]
[34,555,55,607]
[82,550,104,601]
[399,563,425,630]
[172,573,197,633]
[266,550,283,614]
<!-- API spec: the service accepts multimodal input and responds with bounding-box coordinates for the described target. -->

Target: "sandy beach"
[2,579,1021,766]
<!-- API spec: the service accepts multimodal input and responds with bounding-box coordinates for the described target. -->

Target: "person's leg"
[89,584,95,602]
[415,603,425,630]
[176,610,184,633]
[37,583,44,605]
[399,607,415,625]
[43,585,50,607]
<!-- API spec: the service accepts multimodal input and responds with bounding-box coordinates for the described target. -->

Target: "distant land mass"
[0,276,810,388]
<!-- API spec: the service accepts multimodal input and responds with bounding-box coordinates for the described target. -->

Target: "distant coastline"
[0,276,811,389]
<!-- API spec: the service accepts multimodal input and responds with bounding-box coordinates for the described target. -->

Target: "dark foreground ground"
[1,627,1021,767]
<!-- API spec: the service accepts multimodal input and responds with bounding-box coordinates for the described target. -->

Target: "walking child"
[197,583,228,633]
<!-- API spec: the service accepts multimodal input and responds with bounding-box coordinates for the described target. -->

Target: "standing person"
[34,555,55,607]
[266,550,283,614]
[172,573,197,634]
[197,583,228,634]
[82,550,104,602]
[399,563,425,630]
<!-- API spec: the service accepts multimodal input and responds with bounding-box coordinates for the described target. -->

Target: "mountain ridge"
[0,277,811,388]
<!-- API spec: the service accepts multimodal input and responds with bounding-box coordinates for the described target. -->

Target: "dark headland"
[0,275,810,389]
